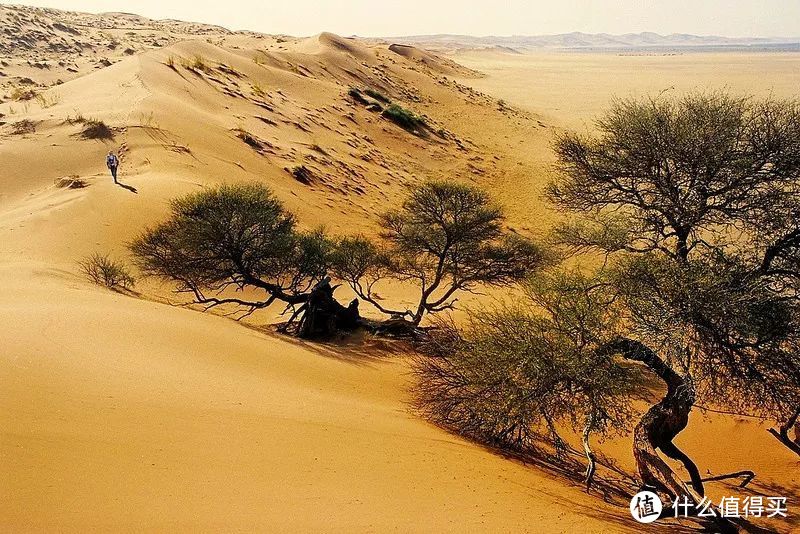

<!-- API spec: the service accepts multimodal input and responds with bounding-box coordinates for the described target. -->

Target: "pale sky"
[6,0,800,38]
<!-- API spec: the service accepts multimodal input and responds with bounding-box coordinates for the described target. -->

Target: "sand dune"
[1,4,798,533]
[0,261,646,532]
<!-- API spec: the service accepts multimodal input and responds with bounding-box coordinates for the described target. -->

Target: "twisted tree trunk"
[582,410,597,492]
[294,279,361,339]
[599,338,703,503]
[768,405,800,458]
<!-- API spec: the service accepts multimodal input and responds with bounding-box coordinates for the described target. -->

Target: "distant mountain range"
[382,32,800,52]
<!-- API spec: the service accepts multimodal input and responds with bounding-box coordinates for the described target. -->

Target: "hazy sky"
[7,0,800,38]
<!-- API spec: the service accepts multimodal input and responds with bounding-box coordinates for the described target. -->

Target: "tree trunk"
[296,279,361,339]
[599,338,703,503]
[582,411,597,492]
[767,405,800,458]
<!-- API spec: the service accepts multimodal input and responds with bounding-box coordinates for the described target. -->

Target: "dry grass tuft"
[55,176,88,189]
[80,119,114,140]
[10,119,37,135]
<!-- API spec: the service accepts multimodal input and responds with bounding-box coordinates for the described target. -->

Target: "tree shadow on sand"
[240,322,408,366]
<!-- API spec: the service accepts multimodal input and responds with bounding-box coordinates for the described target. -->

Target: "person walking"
[106,151,120,183]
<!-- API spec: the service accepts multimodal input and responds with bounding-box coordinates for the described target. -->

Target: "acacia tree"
[130,183,358,338]
[332,179,548,326]
[414,271,642,491]
[549,91,800,501]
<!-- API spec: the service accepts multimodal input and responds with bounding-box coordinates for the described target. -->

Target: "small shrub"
[235,128,264,150]
[251,82,266,98]
[65,110,86,124]
[10,87,36,101]
[34,92,59,108]
[382,103,426,132]
[364,88,390,103]
[217,64,241,78]
[290,165,314,184]
[165,55,176,70]
[182,55,210,73]
[10,119,36,134]
[80,119,114,140]
[55,176,88,189]
[347,86,369,105]
[79,253,135,289]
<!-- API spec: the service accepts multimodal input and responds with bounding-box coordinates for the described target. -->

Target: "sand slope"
[0,8,624,532]
[0,262,641,533]
[1,5,798,533]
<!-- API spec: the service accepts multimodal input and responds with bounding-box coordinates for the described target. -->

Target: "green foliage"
[364,88,390,103]
[331,180,549,324]
[414,270,641,452]
[130,183,331,308]
[550,91,800,422]
[382,103,426,132]
[347,86,368,104]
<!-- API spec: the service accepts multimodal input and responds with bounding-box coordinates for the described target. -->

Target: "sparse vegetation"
[10,119,36,135]
[415,271,641,490]
[347,86,369,105]
[181,55,211,74]
[290,165,314,184]
[332,179,549,326]
[79,119,114,140]
[10,86,36,101]
[79,252,135,290]
[165,55,176,70]
[129,183,356,338]
[364,88,390,103]
[382,103,426,133]
[65,110,86,124]
[251,82,266,98]
[55,176,88,189]
[34,91,59,108]
[234,128,268,152]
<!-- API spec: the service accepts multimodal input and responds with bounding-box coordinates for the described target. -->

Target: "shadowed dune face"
[0,4,799,533]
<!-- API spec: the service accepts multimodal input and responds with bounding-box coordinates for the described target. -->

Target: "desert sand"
[0,4,798,533]
[452,49,800,129]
